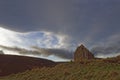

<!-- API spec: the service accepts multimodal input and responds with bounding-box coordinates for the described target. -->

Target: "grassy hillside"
[0,54,56,76]
[0,58,120,80]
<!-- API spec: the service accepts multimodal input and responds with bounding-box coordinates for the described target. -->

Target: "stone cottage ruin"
[74,44,94,62]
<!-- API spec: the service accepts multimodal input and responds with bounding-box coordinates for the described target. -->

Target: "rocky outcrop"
[74,44,94,62]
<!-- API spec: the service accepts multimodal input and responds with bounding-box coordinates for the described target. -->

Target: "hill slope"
[0,58,120,80]
[0,54,56,76]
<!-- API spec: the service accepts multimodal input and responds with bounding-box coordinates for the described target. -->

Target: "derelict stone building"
[74,44,94,62]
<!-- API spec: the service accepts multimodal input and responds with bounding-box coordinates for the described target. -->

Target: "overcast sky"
[0,0,120,61]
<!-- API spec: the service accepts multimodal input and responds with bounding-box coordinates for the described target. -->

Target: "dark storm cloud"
[1,0,120,32]
[0,0,76,32]
[31,46,73,59]
[91,45,120,56]
[91,34,120,57]
[0,0,120,56]
[0,45,73,59]
[0,45,41,55]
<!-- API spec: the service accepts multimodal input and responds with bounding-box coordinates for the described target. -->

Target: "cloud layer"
[0,0,120,60]
[91,34,120,58]
[0,27,67,49]
[0,0,119,47]
[0,27,73,61]
[0,45,73,60]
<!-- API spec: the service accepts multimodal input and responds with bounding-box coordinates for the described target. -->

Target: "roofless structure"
[74,44,94,62]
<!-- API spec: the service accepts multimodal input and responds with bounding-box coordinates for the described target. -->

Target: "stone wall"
[74,44,94,62]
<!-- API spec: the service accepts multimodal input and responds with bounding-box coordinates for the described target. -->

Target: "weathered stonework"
[74,44,94,62]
